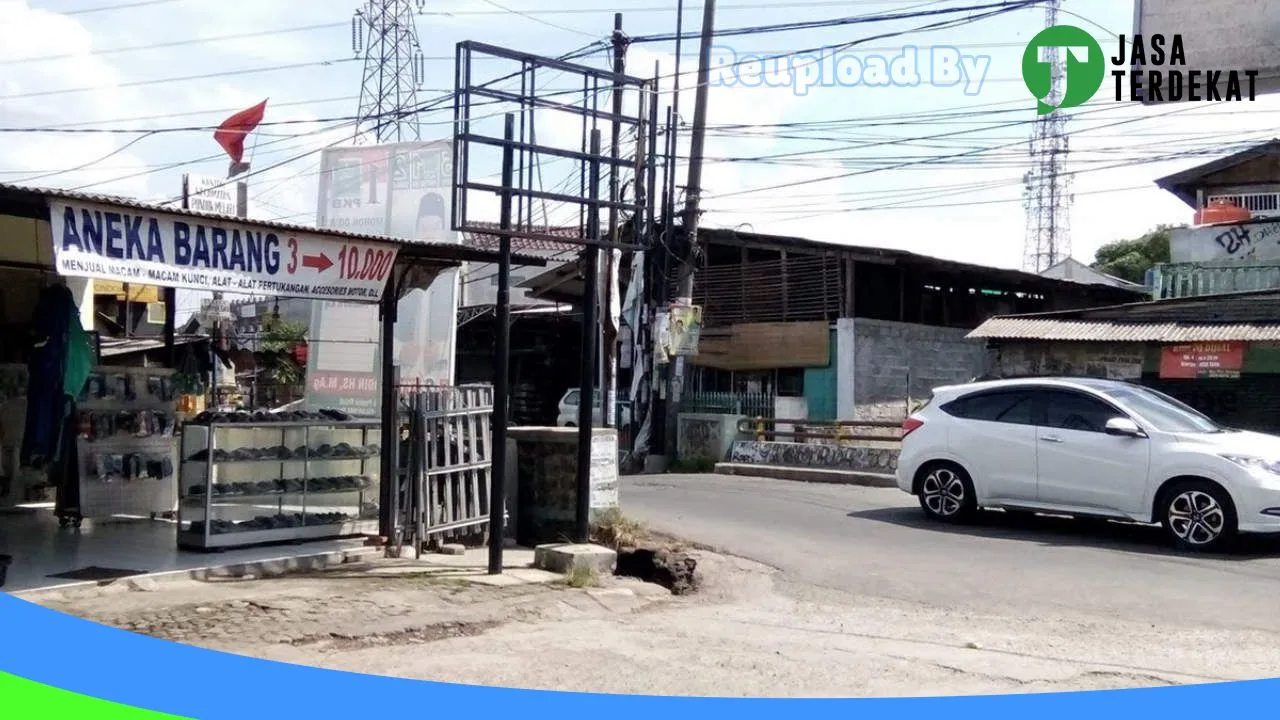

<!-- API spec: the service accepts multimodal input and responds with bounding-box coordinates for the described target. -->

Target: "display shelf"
[178,419,381,551]
[71,366,180,526]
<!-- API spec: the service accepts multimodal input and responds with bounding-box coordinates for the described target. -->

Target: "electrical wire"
[628,0,1040,43]
[473,0,600,37]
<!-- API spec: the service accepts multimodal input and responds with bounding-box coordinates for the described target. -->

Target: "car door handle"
[1040,435,1063,443]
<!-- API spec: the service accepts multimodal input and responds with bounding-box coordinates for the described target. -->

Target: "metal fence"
[682,390,775,419]
[394,383,496,556]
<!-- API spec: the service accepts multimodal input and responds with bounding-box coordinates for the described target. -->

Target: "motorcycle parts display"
[83,373,107,399]
[195,475,372,498]
[187,407,358,426]
[113,374,135,402]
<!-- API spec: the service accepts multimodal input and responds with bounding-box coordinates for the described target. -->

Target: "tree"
[1091,225,1179,284]
[258,316,307,388]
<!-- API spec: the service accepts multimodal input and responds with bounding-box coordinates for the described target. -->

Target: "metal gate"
[394,384,496,556]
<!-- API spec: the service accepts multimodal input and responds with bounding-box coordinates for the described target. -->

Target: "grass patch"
[668,457,716,473]
[563,564,600,588]
[591,507,645,550]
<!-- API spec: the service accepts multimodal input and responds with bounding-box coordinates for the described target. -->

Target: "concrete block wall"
[991,342,1145,380]
[847,319,990,420]
[676,413,740,465]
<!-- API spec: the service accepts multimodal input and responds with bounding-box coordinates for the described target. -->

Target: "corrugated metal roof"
[968,318,1280,342]
[99,334,206,357]
[0,182,546,266]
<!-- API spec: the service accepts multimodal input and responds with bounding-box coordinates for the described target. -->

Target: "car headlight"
[1221,454,1280,475]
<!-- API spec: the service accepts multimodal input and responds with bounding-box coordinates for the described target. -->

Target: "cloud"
[0,1,156,197]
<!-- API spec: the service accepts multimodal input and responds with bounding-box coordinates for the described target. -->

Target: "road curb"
[11,546,383,601]
[712,462,897,487]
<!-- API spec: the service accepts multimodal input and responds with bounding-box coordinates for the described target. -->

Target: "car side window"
[942,391,1035,425]
[564,390,580,405]
[1040,390,1120,433]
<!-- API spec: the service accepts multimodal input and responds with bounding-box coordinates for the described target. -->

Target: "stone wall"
[850,319,991,420]
[991,341,1146,380]
[729,440,898,473]
[508,427,619,547]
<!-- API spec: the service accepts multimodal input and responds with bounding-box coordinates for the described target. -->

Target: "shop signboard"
[1158,342,1246,379]
[49,199,399,303]
[183,173,240,216]
[306,140,459,415]
[92,279,161,303]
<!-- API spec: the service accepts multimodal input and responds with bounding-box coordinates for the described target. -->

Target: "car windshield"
[1105,385,1224,433]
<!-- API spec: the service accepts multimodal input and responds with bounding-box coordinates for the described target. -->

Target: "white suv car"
[896,377,1280,552]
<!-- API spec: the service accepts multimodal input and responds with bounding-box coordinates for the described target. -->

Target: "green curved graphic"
[0,671,189,718]
[1021,24,1105,114]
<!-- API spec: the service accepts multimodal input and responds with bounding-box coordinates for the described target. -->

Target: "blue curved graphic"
[0,591,1267,718]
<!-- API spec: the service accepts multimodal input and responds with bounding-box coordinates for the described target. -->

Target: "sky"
[4,0,1280,319]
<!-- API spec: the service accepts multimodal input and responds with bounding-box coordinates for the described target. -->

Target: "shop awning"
[0,182,547,303]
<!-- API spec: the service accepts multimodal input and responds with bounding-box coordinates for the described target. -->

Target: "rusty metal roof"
[967,318,1280,342]
[462,221,582,254]
[0,182,547,267]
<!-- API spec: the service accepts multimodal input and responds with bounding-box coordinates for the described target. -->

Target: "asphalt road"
[622,473,1280,633]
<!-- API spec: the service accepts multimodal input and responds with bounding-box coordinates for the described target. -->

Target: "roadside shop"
[0,182,536,592]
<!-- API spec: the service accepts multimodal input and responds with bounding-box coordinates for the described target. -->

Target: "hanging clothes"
[20,284,92,470]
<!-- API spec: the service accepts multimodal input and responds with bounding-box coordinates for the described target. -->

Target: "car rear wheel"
[1160,480,1237,553]
[917,462,977,523]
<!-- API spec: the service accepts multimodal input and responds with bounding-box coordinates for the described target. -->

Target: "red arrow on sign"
[302,253,333,272]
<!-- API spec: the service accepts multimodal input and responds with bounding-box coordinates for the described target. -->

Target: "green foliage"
[1091,225,1180,284]
[259,317,307,387]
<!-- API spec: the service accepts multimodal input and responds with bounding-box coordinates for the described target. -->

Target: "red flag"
[213,100,267,165]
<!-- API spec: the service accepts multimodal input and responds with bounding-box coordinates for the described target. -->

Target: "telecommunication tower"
[351,0,428,143]
[1022,0,1072,273]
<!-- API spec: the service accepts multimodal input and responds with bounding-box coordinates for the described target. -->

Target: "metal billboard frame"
[451,40,652,250]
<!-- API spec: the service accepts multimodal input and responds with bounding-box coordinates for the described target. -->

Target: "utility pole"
[602,13,628,432]
[674,0,715,301]
[666,0,715,460]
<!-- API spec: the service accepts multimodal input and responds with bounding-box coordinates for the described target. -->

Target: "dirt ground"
[30,546,1280,697]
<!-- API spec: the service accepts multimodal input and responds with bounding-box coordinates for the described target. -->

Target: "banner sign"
[1159,342,1246,379]
[307,140,459,415]
[49,200,399,303]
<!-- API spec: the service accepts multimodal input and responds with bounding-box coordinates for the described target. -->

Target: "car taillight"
[902,417,924,437]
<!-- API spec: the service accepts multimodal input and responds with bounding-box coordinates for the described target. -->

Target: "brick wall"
[850,319,990,420]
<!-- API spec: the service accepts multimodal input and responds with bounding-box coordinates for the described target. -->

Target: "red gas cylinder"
[1195,197,1252,225]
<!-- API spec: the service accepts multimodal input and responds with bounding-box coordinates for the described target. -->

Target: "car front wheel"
[916,462,977,523]
[1160,480,1237,553]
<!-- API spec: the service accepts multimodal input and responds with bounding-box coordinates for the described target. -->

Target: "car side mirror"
[1105,417,1146,438]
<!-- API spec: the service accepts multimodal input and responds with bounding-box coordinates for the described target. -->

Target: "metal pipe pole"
[489,113,516,574]
[575,130,603,544]
[377,277,398,542]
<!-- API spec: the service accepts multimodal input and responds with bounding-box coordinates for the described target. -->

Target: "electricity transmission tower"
[351,0,427,144]
[1022,0,1072,273]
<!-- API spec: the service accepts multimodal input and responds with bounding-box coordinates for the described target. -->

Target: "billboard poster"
[1159,342,1246,379]
[306,140,459,416]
